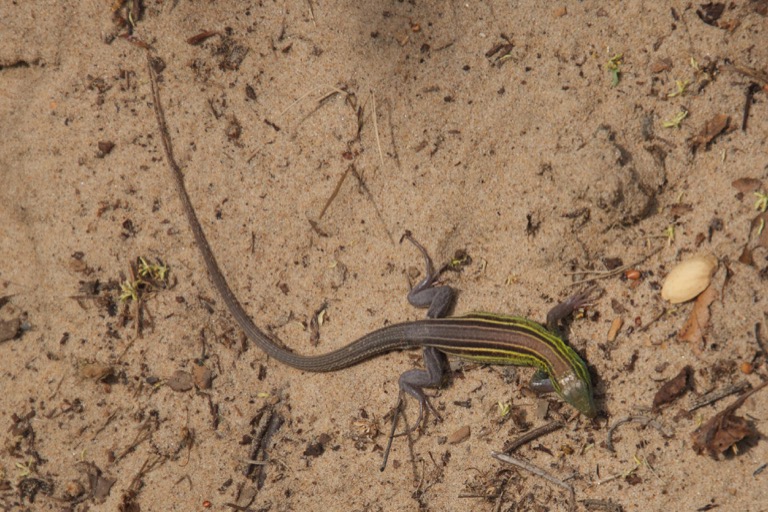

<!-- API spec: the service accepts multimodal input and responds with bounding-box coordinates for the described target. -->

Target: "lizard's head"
[558,372,597,418]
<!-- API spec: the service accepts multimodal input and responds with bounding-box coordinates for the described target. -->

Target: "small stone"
[167,370,194,392]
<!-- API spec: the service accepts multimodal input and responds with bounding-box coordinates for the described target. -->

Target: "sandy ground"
[2,1,768,510]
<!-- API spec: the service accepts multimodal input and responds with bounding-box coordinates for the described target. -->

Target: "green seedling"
[662,110,688,128]
[606,53,623,87]
[754,191,768,213]
[667,79,690,98]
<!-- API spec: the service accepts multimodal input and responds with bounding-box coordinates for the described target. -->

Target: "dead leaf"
[0,317,20,343]
[738,245,754,266]
[192,364,212,389]
[692,381,768,457]
[717,18,740,31]
[679,284,716,351]
[731,177,763,195]
[186,30,218,45]
[77,461,116,503]
[78,362,114,381]
[696,2,725,26]
[653,366,692,410]
[690,113,729,151]
[650,58,672,73]
[447,425,471,444]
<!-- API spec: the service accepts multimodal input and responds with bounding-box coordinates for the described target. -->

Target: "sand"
[1,1,767,510]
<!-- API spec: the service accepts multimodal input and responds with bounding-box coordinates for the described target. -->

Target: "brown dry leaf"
[650,57,672,73]
[186,30,218,45]
[192,364,213,389]
[447,425,471,444]
[78,362,114,381]
[717,18,740,31]
[76,461,116,503]
[0,317,20,343]
[0,296,21,343]
[690,113,729,151]
[692,381,768,458]
[653,365,692,410]
[738,245,754,266]
[679,284,717,350]
[696,2,725,25]
[731,177,763,194]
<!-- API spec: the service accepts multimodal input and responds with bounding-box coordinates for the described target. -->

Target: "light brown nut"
[661,254,718,304]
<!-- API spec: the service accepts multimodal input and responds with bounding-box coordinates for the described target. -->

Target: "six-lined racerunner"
[148,56,597,464]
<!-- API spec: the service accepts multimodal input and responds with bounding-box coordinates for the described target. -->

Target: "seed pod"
[661,254,718,304]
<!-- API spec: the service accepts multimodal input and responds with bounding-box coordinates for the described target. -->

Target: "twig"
[491,451,575,512]
[504,421,564,453]
[305,0,316,26]
[754,322,767,358]
[637,308,668,333]
[385,100,402,173]
[687,380,751,413]
[276,84,325,119]
[605,415,673,452]
[582,499,624,512]
[742,83,760,131]
[567,246,663,287]
[349,166,395,245]
[90,408,122,441]
[277,83,350,120]
[371,91,385,173]
[317,165,352,220]
[380,396,404,472]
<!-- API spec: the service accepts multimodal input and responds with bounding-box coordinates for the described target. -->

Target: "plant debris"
[653,366,692,410]
[678,284,717,350]
[187,30,218,45]
[77,461,116,503]
[0,296,22,343]
[0,316,20,343]
[731,177,763,195]
[692,381,768,458]
[696,2,725,26]
[689,113,730,151]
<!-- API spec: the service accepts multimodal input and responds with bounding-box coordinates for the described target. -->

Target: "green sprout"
[119,257,170,303]
[15,461,33,478]
[754,191,768,212]
[662,110,688,128]
[119,279,140,302]
[497,401,511,418]
[447,250,472,271]
[137,257,169,282]
[606,53,623,87]
[664,225,676,246]
[667,79,690,98]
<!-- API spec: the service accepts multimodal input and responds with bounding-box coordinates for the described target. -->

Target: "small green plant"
[664,225,676,246]
[662,110,688,128]
[754,191,768,213]
[606,53,623,87]
[119,257,170,303]
[667,79,690,98]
